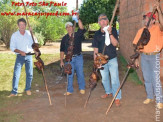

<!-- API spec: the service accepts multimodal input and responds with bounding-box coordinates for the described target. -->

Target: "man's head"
[65,22,73,34]
[143,12,156,26]
[98,14,109,28]
[17,18,26,32]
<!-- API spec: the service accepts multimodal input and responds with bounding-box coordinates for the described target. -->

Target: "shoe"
[101,94,112,99]
[64,92,72,96]
[143,99,154,104]
[7,94,17,97]
[80,90,85,94]
[115,99,120,106]
[157,103,163,109]
[26,90,32,96]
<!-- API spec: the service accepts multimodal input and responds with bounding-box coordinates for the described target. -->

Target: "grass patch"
[118,54,143,85]
[0,53,59,121]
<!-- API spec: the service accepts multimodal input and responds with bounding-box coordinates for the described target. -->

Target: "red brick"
[160,60,163,67]
[160,51,163,58]
[144,0,154,4]
[143,3,150,12]
[160,68,163,84]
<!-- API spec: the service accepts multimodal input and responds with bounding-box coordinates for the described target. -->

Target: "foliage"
[80,0,117,25]
[89,23,100,31]
[0,1,38,48]
[34,32,45,46]
[32,0,69,45]
[0,2,19,48]
[0,0,69,47]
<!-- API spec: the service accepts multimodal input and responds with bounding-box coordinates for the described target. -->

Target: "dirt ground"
[1,42,163,122]
[6,68,163,122]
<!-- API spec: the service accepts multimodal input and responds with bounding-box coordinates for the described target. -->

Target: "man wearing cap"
[60,14,86,95]
[133,2,163,109]
[92,14,121,106]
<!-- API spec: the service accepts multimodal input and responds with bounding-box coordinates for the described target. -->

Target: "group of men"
[9,2,163,109]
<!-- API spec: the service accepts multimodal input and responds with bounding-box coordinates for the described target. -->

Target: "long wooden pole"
[102,0,120,55]
[64,0,78,107]
[21,0,52,106]
[42,69,52,105]
[105,67,130,115]
[21,0,35,43]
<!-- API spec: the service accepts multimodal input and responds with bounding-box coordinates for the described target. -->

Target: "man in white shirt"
[9,18,36,97]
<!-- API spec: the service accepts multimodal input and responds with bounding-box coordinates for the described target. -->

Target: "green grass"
[0,53,59,122]
[118,54,143,85]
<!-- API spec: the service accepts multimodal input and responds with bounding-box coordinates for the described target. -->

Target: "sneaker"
[64,92,72,96]
[115,99,120,106]
[80,90,85,94]
[157,103,163,109]
[26,90,32,96]
[7,94,17,98]
[101,94,112,99]
[143,99,154,104]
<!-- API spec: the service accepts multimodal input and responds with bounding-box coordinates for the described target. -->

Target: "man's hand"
[154,1,161,12]
[20,51,26,56]
[134,59,139,68]
[107,26,112,34]
[29,27,33,32]
[60,61,64,68]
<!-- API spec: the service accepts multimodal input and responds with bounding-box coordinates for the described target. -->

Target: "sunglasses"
[98,17,108,21]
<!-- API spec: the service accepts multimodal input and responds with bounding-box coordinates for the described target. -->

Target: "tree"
[32,0,69,45]
[79,0,117,25]
[0,0,37,48]
[0,0,69,47]
[0,2,20,48]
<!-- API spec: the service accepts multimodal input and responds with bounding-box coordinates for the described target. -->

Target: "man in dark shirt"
[92,14,121,106]
[60,16,86,95]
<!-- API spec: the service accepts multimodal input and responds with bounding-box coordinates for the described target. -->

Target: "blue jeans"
[141,53,163,103]
[66,54,85,93]
[11,55,33,94]
[100,57,121,100]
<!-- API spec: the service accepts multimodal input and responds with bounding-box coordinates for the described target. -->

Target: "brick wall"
[119,0,163,83]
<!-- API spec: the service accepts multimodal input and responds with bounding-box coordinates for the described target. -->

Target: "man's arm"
[110,35,119,46]
[94,48,98,60]
[60,51,64,67]
[14,49,26,56]
[108,27,119,46]
[76,13,84,30]
[60,36,66,67]
[78,19,84,30]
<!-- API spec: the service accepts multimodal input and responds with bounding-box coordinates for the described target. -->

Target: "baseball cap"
[143,12,156,20]
[65,22,73,28]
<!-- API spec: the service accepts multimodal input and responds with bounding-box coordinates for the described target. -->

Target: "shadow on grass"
[118,52,143,85]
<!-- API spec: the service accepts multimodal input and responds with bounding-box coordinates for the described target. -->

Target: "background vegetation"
[0,0,116,48]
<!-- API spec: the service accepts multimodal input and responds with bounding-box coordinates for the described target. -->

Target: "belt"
[143,52,160,55]
[17,52,35,55]
[72,53,81,57]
